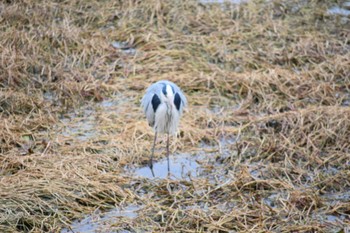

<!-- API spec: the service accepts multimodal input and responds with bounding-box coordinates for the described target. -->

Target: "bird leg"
[167,133,170,175]
[149,132,157,177]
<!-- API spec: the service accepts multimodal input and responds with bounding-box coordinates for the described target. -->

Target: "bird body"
[141,80,187,174]
[141,80,187,135]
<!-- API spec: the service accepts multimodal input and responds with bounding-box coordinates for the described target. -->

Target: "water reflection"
[132,154,200,180]
[61,204,141,233]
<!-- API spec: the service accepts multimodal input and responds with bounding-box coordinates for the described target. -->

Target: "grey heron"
[141,80,187,175]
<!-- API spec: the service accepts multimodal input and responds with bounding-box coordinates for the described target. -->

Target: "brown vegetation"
[0,0,349,232]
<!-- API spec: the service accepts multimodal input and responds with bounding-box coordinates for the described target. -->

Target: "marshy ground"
[0,0,350,232]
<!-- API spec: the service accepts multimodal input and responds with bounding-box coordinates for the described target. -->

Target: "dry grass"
[0,0,349,232]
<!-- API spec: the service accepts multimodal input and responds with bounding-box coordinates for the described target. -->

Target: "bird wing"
[141,82,163,127]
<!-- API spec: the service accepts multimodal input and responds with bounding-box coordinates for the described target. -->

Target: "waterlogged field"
[0,0,349,232]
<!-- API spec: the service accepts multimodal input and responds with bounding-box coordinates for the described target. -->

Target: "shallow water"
[129,135,237,181]
[58,95,129,142]
[311,213,348,233]
[111,41,137,55]
[341,93,350,106]
[199,0,246,4]
[327,6,350,16]
[61,204,141,233]
[130,153,201,180]
[60,108,97,141]
[322,191,350,204]
[61,136,237,231]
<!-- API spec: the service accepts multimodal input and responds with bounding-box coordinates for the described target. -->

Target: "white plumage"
[141,80,187,134]
[141,80,187,174]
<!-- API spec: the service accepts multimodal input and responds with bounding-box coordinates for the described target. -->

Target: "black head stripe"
[174,93,181,111]
[152,94,161,112]
[162,84,167,96]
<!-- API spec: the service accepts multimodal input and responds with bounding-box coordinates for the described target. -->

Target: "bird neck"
[165,99,173,114]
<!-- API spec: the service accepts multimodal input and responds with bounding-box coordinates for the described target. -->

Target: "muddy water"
[61,204,140,233]
[199,0,246,4]
[60,151,216,233]
[60,152,214,233]
[58,96,127,142]
[59,95,238,232]
[328,5,350,17]
[59,95,350,232]
[111,41,137,55]
[129,153,201,180]
[60,109,96,141]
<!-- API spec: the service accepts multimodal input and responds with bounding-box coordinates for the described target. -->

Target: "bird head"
[161,84,175,103]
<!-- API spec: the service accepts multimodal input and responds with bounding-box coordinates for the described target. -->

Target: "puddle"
[61,204,141,233]
[110,41,137,77]
[263,192,288,209]
[322,191,350,204]
[311,213,348,233]
[129,136,238,181]
[129,153,201,180]
[341,93,350,107]
[200,0,350,19]
[327,6,350,16]
[199,0,246,4]
[97,98,129,114]
[249,165,263,179]
[100,99,118,109]
[326,215,345,222]
[58,94,130,142]
[122,137,239,188]
[62,136,238,231]
[43,91,56,102]
[111,41,137,55]
[60,108,97,141]
[263,194,278,208]
[344,2,350,10]
[198,0,248,13]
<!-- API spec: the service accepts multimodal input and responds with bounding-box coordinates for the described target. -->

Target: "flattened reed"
[0,0,349,232]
